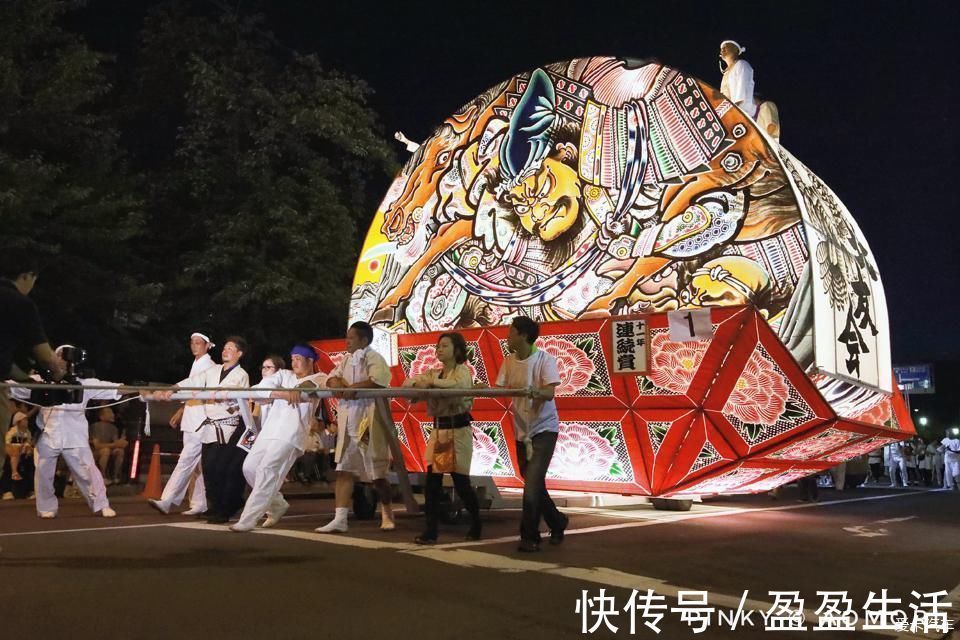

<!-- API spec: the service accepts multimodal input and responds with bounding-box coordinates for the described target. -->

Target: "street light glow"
[919,416,928,426]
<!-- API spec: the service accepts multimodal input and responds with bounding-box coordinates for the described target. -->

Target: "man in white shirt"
[719,40,757,118]
[230,345,325,532]
[316,322,395,533]
[151,336,250,523]
[149,332,216,516]
[495,316,567,552]
[939,432,960,490]
[34,346,124,518]
[886,441,908,488]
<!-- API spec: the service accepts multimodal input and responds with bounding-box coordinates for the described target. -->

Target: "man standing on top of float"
[719,39,757,118]
[149,332,217,516]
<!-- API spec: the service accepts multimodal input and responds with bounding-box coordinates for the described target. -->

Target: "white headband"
[720,40,746,54]
[55,344,75,355]
[190,332,215,347]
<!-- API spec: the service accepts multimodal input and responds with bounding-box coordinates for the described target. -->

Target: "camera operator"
[34,345,126,519]
[0,248,66,430]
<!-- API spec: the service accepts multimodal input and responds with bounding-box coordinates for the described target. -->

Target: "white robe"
[332,347,393,481]
[158,353,216,510]
[235,370,325,528]
[721,59,757,118]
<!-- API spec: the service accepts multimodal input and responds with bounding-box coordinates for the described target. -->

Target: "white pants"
[888,459,908,487]
[945,459,960,489]
[235,439,299,529]
[159,431,206,510]
[34,439,110,515]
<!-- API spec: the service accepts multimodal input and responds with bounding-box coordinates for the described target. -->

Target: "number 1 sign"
[668,309,714,342]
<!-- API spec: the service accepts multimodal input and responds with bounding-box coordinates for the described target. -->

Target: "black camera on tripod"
[31,345,89,406]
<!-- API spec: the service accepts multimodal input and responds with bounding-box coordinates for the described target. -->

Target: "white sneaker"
[315,519,348,533]
[39,511,57,519]
[2,492,13,501]
[101,507,117,518]
[261,501,290,529]
[182,506,206,516]
[229,522,255,533]
[148,499,170,515]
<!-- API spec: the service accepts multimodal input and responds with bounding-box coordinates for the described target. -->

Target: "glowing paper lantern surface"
[352,57,890,402]
[338,56,910,495]
[311,306,913,497]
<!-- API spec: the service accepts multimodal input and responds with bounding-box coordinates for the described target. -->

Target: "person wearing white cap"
[719,40,757,118]
[230,345,326,532]
[34,345,124,518]
[148,332,216,516]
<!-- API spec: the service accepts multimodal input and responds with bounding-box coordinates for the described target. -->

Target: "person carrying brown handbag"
[403,332,481,544]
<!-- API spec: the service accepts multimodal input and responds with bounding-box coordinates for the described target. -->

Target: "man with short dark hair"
[0,249,65,430]
[496,316,568,552]
[316,321,395,533]
[89,405,128,485]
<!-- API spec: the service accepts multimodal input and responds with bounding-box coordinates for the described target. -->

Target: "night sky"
[79,0,959,363]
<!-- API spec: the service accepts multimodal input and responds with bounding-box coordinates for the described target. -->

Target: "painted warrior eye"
[515,204,530,215]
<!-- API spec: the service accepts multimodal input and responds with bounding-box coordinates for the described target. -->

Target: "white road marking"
[843,515,918,537]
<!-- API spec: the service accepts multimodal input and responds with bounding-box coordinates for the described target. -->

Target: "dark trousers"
[799,475,819,501]
[869,463,883,481]
[423,467,480,539]
[516,432,566,543]
[201,427,248,519]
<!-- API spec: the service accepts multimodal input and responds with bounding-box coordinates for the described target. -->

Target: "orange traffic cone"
[140,444,163,500]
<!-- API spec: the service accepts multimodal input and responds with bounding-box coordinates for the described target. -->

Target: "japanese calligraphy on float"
[324,57,914,497]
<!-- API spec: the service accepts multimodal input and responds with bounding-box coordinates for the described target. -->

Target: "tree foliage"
[1,1,397,380]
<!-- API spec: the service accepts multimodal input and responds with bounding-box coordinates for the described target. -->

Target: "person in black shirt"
[0,248,65,430]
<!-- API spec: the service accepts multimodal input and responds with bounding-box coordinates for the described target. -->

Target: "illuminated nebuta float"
[313,57,914,498]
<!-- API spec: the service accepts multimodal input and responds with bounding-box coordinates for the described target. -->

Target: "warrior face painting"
[352,56,890,395]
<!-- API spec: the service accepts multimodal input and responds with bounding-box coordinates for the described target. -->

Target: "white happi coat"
[331,347,392,466]
[157,353,216,510]
[181,353,216,433]
[234,369,326,529]
[721,59,756,118]
[178,364,250,444]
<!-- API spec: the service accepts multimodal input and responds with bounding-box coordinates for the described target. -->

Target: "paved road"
[1,485,957,639]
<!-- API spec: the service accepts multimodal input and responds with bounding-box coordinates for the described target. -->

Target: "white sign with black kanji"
[611,319,649,374]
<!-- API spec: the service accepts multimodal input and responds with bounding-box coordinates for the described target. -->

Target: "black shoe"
[517,540,540,553]
[550,515,569,545]
[465,523,482,541]
[206,514,229,524]
[414,534,437,545]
